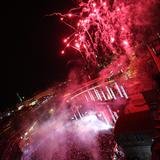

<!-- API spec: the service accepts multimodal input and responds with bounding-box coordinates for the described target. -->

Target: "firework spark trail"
[51,0,160,69]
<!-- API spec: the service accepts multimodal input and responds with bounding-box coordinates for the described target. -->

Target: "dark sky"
[0,0,75,111]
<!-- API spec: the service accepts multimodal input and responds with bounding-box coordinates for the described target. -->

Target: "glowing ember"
[123,40,129,46]
[63,39,67,43]
[111,37,115,43]
[67,43,70,47]
[61,50,65,54]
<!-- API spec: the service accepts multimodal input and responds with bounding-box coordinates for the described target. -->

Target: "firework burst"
[49,0,160,73]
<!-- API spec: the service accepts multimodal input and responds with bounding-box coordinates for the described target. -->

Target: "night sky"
[0,0,75,111]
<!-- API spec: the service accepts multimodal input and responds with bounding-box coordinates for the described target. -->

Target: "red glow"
[63,39,67,43]
[75,43,80,48]
[123,40,129,46]
[111,37,115,43]
[68,13,72,17]
[103,2,106,6]
[116,8,120,11]
[92,3,96,7]
[61,50,65,55]
[121,27,125,31]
